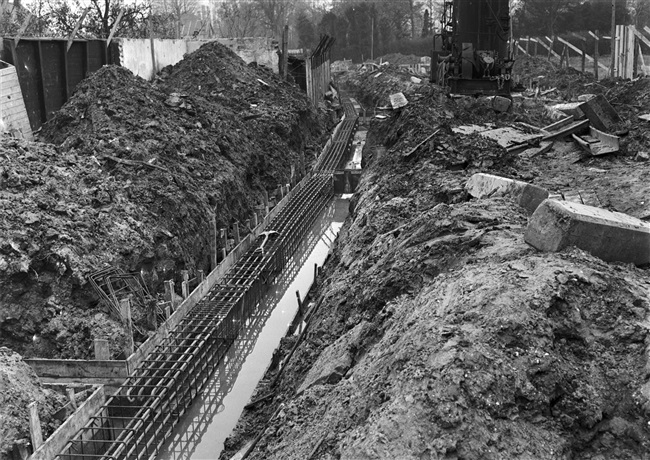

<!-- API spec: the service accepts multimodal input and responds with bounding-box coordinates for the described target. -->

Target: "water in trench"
[156,197,350,460]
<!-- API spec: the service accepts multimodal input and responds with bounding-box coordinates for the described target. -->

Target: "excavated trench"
[50,100,362,460]
[157,198,349,460]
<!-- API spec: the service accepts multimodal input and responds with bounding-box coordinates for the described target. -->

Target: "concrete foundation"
[525,199,650,265]
[29,386,105,460]
[465,173,549,214]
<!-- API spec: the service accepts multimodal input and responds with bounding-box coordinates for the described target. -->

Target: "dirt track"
[222,59,650,459]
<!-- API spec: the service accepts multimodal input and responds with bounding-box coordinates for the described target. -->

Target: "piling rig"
[431,0,514,96]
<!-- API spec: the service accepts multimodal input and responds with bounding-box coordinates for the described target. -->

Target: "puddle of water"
[157,198,349,460]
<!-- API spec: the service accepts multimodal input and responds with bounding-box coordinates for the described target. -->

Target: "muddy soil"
[0,347,67,460]
[0,42,327,360]
[222,63,650,458]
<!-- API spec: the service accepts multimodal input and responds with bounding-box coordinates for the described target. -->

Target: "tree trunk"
[409,0,416,39]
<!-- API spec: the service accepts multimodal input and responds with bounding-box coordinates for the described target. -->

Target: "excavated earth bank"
[0,42,327,459]
[222,61,650,459]
[0,42,327,360]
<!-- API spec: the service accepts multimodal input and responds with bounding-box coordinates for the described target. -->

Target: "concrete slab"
[525,199,650,266]
[579,94,620,131]
[465,173,549,214]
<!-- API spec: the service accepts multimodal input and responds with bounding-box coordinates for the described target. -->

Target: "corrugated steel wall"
[1,38,114,133]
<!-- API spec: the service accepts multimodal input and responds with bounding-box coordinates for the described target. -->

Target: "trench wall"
[24,168,317,385]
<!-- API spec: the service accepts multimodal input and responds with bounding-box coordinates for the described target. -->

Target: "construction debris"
[465,173,549,214]
[525,199,650,265]
[572,126,620,156]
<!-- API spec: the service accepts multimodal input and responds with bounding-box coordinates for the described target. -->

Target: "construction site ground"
[0,43,649,460]
[220,56,650,459]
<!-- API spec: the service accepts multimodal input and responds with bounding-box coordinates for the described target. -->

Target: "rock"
[525,199,650,266]
[297,321,371,395]
[634,151,649,162]
[465,173,549,214]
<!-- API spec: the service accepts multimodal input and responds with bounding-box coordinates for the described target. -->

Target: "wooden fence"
[516,25,650,80]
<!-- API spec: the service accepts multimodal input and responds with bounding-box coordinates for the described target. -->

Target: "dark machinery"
[432,0,514,96]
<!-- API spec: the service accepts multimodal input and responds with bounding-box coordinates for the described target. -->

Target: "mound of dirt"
[337,65,424,109]
[222,59,650,460]
[1,41,326,359]
[377,53,424,66]
[0,347,66,460]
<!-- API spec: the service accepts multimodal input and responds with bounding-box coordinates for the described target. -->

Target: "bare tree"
[156,0,198,38]
[216,0,263,38]
[254,0,294,39]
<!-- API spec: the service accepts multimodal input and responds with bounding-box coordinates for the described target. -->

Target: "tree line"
[1,0,647,62]
[513,0,649,37]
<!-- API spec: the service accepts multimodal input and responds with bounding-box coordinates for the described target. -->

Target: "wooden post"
[633,37,640,77]
[181,270,189,298]
[526,35,530,56]
[66,388,78,410]
[198,270,205,284]
[233,222,240,245]
[221,248,227,261]
[639,42,647,76]
[28,402,43,451]
[210,214,217,270]
[252,213,258,228]
[533,38,538,55]
[548,36,555,61]
[120,298,134,356]
[282,25,289,79]
[593,30,600,80]
[67,8,89,52]
[149,16,157,75]
[291,165,296,187]
[610,0,616,77]
[245,219,251,231]
[164,280,174,306]
[220,228,227,253]
[296,290,302,315]
[106,9,124,47]
[93,339,110,360]
[581,36,586,73]
[263,191,269,214]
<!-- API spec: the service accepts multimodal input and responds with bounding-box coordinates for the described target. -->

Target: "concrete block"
[525,199,650,266]
[465,173,549,214]
[548,102,585,120]
[579,94,620,132]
